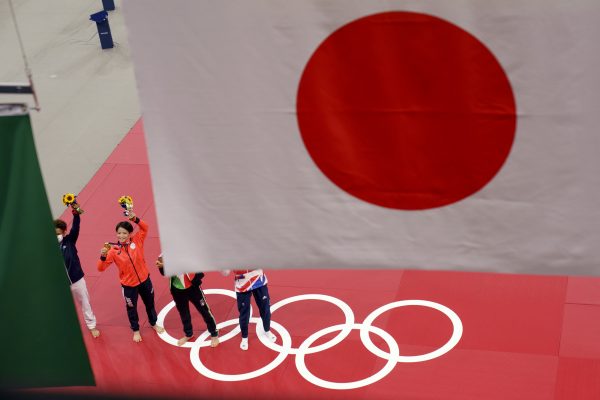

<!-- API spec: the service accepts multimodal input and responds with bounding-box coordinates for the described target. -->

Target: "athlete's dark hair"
[115,221,134,233]
[54,219,67,231]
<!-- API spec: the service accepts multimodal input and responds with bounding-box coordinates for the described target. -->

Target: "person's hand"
[71,201,84,214]
[127,211,136,221]
[101,243,111,257]
[156,256,164,268]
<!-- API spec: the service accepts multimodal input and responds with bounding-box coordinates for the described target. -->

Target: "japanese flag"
[123,0,600,275]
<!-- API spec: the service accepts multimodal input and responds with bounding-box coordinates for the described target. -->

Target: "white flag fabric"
[124,0,600,275]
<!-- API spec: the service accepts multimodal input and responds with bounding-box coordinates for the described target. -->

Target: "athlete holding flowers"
[55,193,100,338]
[97,197,164,342]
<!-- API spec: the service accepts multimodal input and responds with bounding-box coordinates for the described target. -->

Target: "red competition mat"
[56,120,600,400]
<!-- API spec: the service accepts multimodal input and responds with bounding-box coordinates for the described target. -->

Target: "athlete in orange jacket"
[98,212,164,342]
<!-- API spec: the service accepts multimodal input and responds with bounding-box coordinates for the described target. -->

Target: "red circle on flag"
[296,12,517,210]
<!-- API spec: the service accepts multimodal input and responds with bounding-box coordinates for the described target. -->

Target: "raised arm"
[69,212,81,243]
[129,212,148,243]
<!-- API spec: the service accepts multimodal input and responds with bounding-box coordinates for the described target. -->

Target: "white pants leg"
[70,277,97,330]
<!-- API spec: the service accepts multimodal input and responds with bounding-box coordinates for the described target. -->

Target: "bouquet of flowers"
[118,195,134,217]
[62,193,84,214]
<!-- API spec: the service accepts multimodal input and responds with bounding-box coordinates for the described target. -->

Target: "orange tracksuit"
[97,219,149,287]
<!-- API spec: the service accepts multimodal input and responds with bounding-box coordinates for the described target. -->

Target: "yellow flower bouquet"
[62,193,84,214]
[118,195,134,217]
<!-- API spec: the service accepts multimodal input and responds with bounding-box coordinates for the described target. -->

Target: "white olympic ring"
[190,317,292,381]
[156,289,463,390]
[295,323,399,390]
[257,294,355,354]
[360,299,463,363]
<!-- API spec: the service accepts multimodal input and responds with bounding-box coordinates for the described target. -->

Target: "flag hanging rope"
[7,0,40,111]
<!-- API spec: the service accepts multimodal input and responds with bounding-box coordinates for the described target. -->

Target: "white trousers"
[70,277,97,330]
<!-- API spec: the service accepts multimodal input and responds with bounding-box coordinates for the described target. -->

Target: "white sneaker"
[263,330,277,342]
[240,337,248,351]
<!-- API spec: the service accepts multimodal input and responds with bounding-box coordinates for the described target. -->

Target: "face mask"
[57,234,63,243]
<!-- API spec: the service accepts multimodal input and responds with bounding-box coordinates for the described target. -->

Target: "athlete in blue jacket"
[55,211,100,337]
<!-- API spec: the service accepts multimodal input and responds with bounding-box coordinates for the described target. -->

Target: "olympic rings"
[156,289,463,390]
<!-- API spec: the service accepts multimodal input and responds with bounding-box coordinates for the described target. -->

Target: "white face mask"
[57,234,63,243]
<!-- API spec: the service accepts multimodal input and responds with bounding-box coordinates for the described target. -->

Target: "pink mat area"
[56,119,600,399]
